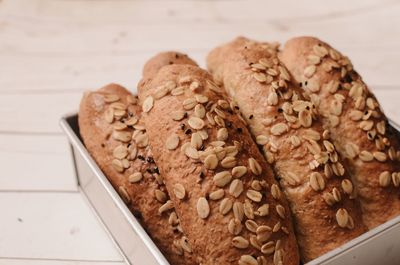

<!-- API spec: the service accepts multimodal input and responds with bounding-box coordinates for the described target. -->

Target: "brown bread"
[138,60,299,265]
[207,37,366,262]
[78,84,197,265]
[280,36,400,229]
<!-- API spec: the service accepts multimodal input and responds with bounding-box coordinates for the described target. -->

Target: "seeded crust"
[207,37,367,262]
[142,51,198,81]
[78,84,197,265]
[280,37,400,229]
[138,63,299,265]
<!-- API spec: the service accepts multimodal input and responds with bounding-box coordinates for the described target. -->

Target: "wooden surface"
[0,0,399,264]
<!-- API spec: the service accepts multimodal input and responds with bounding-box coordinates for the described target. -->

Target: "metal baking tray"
[60,113,400,265]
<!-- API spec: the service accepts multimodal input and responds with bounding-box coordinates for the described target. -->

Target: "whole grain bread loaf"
[279,36,400,229]
[207,37,367,262]
[79,84,197,264]
[138,60,299,265]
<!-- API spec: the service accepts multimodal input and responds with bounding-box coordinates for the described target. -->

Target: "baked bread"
[207,37,366,261]
[142,51,198,81]
[78,84,197,265]
[279,36,400,229]
[138,61,299,265]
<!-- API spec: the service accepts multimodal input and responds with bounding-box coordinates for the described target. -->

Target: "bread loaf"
[280,36,400,229]
[138,61,299,265]
[207,37,366,261]
[78,84,197,264]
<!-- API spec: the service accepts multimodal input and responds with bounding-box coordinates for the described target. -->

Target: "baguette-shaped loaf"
[207,37,366,261]
[78,84,197,264]
[138,62,299,265]
[280,36,400,229]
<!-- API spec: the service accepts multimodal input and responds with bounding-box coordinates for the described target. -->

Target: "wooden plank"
[0,192,123,262]
[0,134,76,191]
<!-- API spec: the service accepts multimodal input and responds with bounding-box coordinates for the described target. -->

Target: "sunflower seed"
[232,236,249,249]
[166,134,180,150]
[232,166,248,178]
[229,179,243,198]
[336,208,349,228]
[243,220,258,234]
[182,98,197,110]
[304,65,316,78]
[379,171,391,187]
[171,86,184,96]
[257,225,272,243]
[392,172,400,187]
[273,249,283,265]
[270,123,288,136]
[376,121,386,135]
[313,44,328,57]
[332,187,341,202]
[159,200,174,214]
[204,154,218,170]
[299,109,312,127]
[360,120,374,131]
[155,189,167,203]
[180,236,192,253]
[213,171,232,187]
[214,128,228,142]
[173,184,186,199]
[307,54,321,65]
[239,255,258,265]
[247,190,262,202]
[171,111,186,121]
[373,151,387,162]
[276,205,285,219]
[209,189,224,200]
[359,150,374,162]
[341,179,353,194]
[228,218,242,235]
[345,143,359,159]
[118,186,131,204]
[110,102,126,110]
[113,145,128,159]
[322,192,336,206]
[185,146,199,159]
[328,115,339,128]
[261,241,275,255]
[112,159,124,172]
[254,72,267,82]
[248,158,262,175]
[197,197,210,219]
[128,172,142,183]
[219,198,233,215]
[267,91,279,106]
[191,132,203,150]
[142,96,154,113]
[271,184,281,200]
[310,172,325,191]
[233,201,244,221]
[188,117,205,130]
[113,131,132,143]
[256,135,269,145]
[249,235,262,251]
[221,156,237,168]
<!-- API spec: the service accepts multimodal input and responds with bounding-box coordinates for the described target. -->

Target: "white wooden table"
[0,0,399,264]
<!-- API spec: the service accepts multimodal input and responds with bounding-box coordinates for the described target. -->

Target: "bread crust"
[138,63,299,265]
[280,36,400,229]
[207,37,366,262]
[78,84,197,265]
